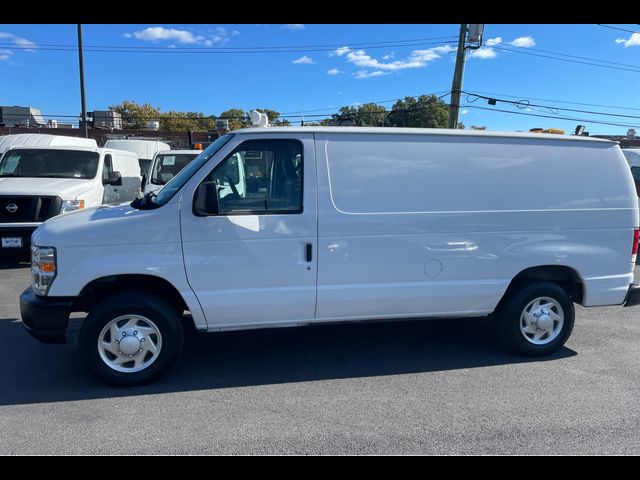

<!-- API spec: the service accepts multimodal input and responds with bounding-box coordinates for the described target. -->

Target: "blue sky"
[1,23,639,134]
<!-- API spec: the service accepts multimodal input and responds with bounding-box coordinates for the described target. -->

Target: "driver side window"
[204,139,303,215]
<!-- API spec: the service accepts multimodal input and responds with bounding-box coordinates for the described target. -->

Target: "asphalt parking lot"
[1,258,639,455]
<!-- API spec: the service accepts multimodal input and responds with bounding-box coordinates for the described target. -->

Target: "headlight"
[31,246,57,296]
[60,199,85,214]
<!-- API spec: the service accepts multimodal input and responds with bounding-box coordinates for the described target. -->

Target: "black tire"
[494,281,575,357]
[78,291,184,386]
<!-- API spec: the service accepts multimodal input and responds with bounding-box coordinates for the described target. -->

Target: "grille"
[0,196,62,223]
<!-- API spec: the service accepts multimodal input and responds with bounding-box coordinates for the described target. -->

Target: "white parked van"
[20,126,640,386]
[622,148,640,197]
[104,138,170,177]
[0,144,140,252]
[143,149,202,194]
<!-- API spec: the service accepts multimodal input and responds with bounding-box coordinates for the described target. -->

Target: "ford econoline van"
[104,139,170,177]
[143,149,202,194]
[20,124,640,386]
[0,145,141,253]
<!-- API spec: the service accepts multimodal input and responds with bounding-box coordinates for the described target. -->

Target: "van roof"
[155,149,202,155]
[0,134,98,153]
[7,145,100,153]
[104,139,171,160]
[6,146,139,157]
[234,126,615,144]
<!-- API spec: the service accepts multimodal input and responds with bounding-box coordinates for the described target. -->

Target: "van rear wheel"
[494,282,574,356]
[78,292,184,386]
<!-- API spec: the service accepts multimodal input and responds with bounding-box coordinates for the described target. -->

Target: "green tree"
[330,103,388,126]
[387,95,449,128]
[109,100,161,129]
[160,111,215,131]
[218,109,247,131]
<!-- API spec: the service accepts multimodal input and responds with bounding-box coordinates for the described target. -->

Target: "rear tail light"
[632,228,639,263]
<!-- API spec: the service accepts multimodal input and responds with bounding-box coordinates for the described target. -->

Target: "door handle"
[305,243,313,262]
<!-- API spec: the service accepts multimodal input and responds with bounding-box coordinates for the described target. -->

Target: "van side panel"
[108,150,142,202]
[314,133,638,321]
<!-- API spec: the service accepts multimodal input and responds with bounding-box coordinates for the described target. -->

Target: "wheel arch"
[497,265,585,311]
[73,274,189,317]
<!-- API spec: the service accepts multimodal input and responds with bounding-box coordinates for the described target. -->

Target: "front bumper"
[20,286,74,343]
[623,283,640,307]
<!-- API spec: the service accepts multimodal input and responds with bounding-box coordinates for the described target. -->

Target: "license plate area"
[1,237,23,248]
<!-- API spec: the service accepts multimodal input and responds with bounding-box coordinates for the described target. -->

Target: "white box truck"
[20,125,640,386]
[0,135,141,253]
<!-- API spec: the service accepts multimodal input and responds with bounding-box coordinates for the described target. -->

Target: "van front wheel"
[78,292,184,386]
[495,282,575,357]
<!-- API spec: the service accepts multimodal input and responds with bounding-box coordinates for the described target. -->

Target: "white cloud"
[132,27,199,44]
[292,55,315,64]
[129,26,236,46]
[509,36,535,48]
[281,24,305,30]
[354,70,387,79]
[469,35,535,60]
[327,68,341,76]
[616,33,640,47]
[0,32,37,53]
[331,44,457,79]
[340,45,455,72]
[469,47,497,59]
[331,46,352,57]
[0,54,10,62]
[461,109,469,115]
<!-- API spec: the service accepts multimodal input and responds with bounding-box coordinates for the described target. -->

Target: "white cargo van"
[0,133,98,155]
[0,144,140,253]
[20,125,640,386]
[104,139,170,177]
[142,149,202,194]
[622,149,640,197]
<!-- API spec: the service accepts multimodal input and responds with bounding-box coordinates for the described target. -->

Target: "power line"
[597,24,640,36]
[461,104,640,129]
[463,92,640,120]
[461,89,640,113]
[502,43,640,70]
[0,36,457,52]
[491,44,640,73]
[0,40,456,55]
[280,90,451,115]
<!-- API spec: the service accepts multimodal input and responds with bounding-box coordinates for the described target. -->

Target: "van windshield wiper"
[0,173,23,177]
[130,191,160,210]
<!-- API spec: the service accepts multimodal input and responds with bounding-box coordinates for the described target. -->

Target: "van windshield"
[151,153,200,185]
[151,134,235,207]
[0,149,100,179]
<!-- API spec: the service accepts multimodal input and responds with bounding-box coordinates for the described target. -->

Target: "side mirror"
[193,181,219,216]
[103,171,122,186]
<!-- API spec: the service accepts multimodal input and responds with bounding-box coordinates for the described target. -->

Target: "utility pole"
[77,24,88,138]
[448,24,468,129]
